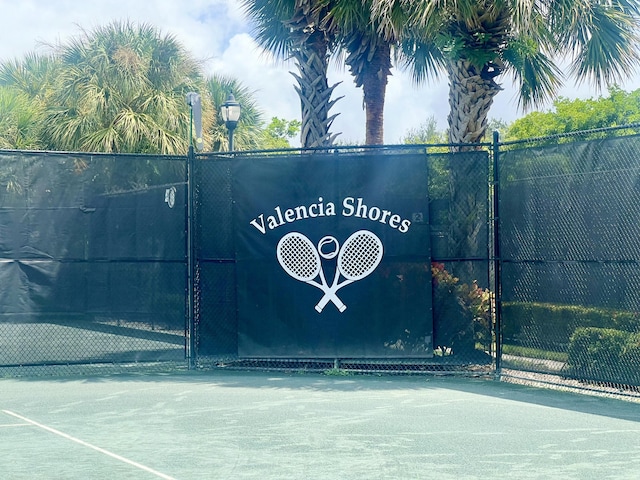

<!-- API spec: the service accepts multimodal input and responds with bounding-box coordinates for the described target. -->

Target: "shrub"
[565,327,640,385]
[502,302,640,351]
[619,333,640,385]
[431,262,491,354]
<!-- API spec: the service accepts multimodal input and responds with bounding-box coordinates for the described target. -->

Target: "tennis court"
[1,371,639,479]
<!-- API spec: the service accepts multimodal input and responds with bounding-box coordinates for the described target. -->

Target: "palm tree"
[43,21,206,154]
[241,0,342,148]
[0,52,60,103]
[373,0,640,146]
[320,0,393,145]
[0,85,44,149]
[206,75,265,151]
[0,52,60,150]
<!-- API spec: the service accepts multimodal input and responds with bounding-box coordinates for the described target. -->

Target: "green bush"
[431,263,491,355]
[565,327,640,385]
[619,333,640,384]
[502,302,640,350]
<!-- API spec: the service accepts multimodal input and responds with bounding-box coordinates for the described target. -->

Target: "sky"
[2,0,640,146]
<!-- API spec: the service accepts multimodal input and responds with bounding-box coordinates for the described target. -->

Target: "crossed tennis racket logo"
[276,230,384,313]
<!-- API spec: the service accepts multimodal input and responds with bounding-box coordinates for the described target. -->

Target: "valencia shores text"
[249,197,411,234]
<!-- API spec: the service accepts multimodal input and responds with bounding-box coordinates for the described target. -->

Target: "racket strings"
[279,235,319,279]
[340,233,382,278]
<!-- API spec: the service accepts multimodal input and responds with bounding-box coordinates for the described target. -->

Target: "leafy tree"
[0,53,59,150]
[0,23,267,154]
[373,0,640,146]
[401,115,446,145]
[260,117,301,149]
[206,75,264,151]
[241,0,341,148]
[42,21,205,154]
[400,115,506,145]
[506,87,640,140]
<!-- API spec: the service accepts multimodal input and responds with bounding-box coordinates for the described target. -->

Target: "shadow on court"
[10,370,639,421]
[2,371,640,479]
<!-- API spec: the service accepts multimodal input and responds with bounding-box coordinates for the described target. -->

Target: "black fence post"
[186,145,197,369]
[492,131,503,375]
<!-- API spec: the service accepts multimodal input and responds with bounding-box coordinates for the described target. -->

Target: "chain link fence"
[0,150,187,376]
[194,146,493,373]
[193,157,236,358]
[499,126,640,393]
[2,129,640,395]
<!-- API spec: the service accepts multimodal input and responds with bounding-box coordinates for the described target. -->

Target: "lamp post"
[220,92,241,151]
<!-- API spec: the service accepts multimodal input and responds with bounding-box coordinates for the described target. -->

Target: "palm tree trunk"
[291,36,340,148]
[287,0,341,149]
[362,42,391,145]
[343,29,392,146]
[447,59,502,147]
[445,60,496,273]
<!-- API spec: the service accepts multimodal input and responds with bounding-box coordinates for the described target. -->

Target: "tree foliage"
[0,21,266,154]
[506,87,640,140]
[373,0,640,145]
[0,85,44,149]
[41,21,204,154]
[401,115,447,145]
[261,117,302,149]
[206,75,265,152]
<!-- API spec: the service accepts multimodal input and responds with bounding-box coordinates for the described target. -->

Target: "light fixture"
[220,92,241,151]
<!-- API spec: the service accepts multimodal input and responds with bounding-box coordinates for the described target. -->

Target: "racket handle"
[315,292,346,313]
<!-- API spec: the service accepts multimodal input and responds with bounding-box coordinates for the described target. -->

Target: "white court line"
[2,410,176,480]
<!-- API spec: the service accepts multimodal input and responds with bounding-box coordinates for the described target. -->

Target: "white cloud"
[211,33,300,122]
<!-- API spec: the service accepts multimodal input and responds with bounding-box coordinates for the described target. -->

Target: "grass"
[502,344,568,363]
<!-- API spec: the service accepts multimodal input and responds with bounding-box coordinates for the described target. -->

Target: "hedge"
[565,327,640,386]
[502,302,640,350]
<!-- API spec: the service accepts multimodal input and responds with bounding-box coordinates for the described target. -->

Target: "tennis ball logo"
[276,230,383,313]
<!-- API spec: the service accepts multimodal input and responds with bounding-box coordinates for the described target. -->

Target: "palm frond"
[396,37,445,84]
[42,21,206,153]
[240,0,295,58]
[567,2,640,89]
[503,36,563,110]
[205,74,265,151]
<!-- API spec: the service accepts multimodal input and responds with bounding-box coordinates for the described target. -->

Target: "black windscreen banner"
[233,153,433,358]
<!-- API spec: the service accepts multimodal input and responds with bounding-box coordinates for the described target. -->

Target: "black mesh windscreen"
[193,159,236,356]
[195,151,436,359]
[0,151,187,367]
[501,137,640,308]
[194,149,491,365]
[427,151,492,358]
[500,135,640,385]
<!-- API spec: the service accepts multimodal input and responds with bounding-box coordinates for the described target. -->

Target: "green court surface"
[1,371,639,479]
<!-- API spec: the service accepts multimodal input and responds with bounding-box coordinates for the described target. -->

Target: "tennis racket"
[315,230,384,313]
[276,232,345,312]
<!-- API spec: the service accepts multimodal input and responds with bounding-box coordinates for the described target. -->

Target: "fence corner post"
[186,145,197,370]
[492,131,502,377]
